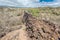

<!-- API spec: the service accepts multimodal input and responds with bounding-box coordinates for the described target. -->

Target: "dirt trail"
[1,25,28,40]
[1,11,60,40]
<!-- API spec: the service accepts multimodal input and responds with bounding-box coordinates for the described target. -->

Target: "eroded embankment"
[23,12,60,40]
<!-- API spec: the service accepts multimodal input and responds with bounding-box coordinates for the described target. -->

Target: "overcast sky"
[0,0,60,7]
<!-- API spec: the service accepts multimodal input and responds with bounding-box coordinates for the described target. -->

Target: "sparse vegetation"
[28,8,40,17]
[0,7,60,40]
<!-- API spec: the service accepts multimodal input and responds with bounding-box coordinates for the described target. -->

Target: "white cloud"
[0,0,60,7]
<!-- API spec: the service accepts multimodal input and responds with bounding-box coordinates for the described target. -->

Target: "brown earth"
[1,25,28,40]
[1,11,60,40]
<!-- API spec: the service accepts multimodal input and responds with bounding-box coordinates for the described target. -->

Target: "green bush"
[28,9,40,17]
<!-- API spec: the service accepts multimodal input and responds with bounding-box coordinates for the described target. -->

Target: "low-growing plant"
[28,9,40,17]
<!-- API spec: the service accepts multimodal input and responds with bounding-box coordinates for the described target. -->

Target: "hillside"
[0,7,60,40]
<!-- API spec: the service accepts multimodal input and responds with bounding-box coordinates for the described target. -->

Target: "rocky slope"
[1,11,60,40]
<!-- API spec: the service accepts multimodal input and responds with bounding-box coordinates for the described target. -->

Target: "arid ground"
[0,7,60,40]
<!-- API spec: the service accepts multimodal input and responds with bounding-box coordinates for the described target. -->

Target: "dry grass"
[0,7,24,38]
[27,7,60,25]
[0,7,60,39]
